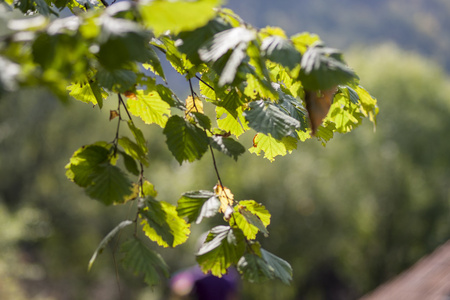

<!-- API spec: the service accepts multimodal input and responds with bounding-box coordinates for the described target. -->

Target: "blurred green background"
[1,0,450,299]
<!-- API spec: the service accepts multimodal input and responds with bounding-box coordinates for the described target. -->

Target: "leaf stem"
[195,75,215,91]
[118,94,133,121]
[100,0,109,7]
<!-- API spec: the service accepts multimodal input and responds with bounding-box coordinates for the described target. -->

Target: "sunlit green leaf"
[328,91,363,133]
[290,32,321,54]
[249,134,297,162]
[121,238,169,286]
[231,200,270,240]
[88,220,133,271]
[216,106,249,137]
[163,115,209,164]
[314,121,336,146]
[67,81,107,107]
[139,0,220,35]
[140,198,190,248]
[142,180,158,197]
[196,226,245,277]
[177,190,220,224]
[126,89,171,127]
[355,85,378,124]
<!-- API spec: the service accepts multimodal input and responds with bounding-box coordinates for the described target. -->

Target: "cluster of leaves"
[0,0,377,287]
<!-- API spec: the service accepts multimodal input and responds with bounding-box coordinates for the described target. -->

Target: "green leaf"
[249,134,297,162]
[218,88,246,115]
[231,200,270,240]
[355,85,378,124]
[65,144,110,188]
[139,0,220,35]
[88,220,133,271]
[85,163,134,205]
[277,89,309,131]
[119,150,140,176]
[177,18,232,66]
[156,84,178,107]
[142,46,166,80]
[98,15,152,69]
[127,120,148,156]
[121,238,169,286]
[142,180,158,198]
[199,27,256,86]
[244,100,300,140]
[118,136,149,167]
[163,115,209,164]
[196,226,246,277]
[192,112,212,131]
[210,135,245,161]
[290,32,321,54]
[177,190,220,224]
[140,198,190,248]
[260,248,293,284]
[299,44,358,90]
[314,121,336,146]
[328,91,363,133]
[97,68,137,93]
[238,253,274,283]
[126,89,171,127]
[261,36,302,70]
[216,106,249,137]
[243,72,278,100]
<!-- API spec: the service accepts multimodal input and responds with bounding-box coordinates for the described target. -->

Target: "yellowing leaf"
[185,96,204,117]
[214,184,234,213]
[126,89,171,127]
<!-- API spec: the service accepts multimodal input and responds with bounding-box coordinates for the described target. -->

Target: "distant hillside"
[227,0,450,71]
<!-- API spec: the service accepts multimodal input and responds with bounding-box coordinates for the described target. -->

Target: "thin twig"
[112,96,122,156]
[209,146,224,189]
[100,0,109,7]
[118,94,133,121]
[195,75,215,91]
